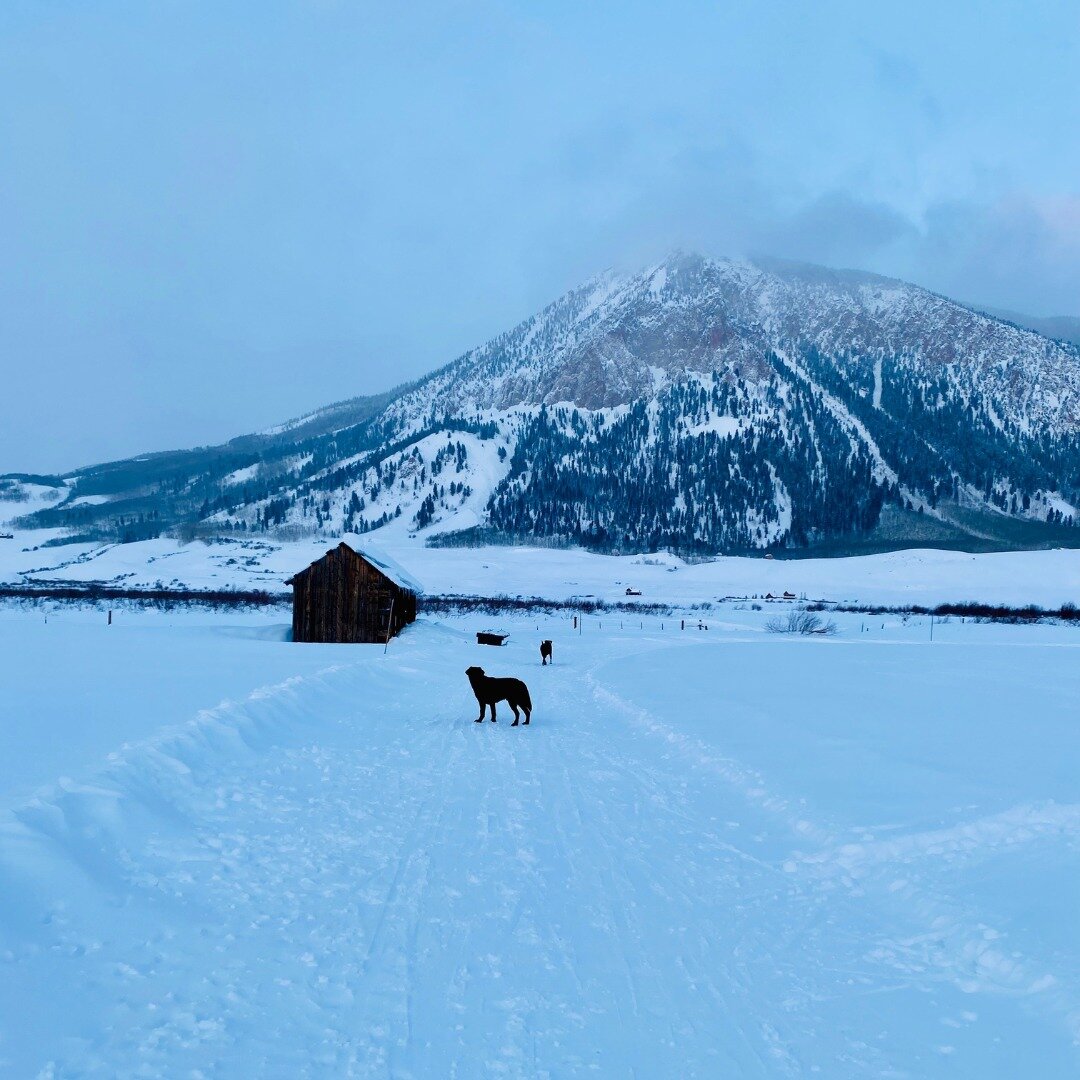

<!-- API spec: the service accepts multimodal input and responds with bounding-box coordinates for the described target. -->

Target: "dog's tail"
[522,684,533,711]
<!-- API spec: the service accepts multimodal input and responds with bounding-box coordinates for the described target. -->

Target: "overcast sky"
[2,1,1078,473]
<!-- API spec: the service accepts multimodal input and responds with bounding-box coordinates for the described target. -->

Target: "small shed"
[286,541,421,644]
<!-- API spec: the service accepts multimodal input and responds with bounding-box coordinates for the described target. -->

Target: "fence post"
[384,596,396,654]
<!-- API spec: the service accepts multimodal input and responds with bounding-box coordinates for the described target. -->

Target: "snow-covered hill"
[5,252,1080,555]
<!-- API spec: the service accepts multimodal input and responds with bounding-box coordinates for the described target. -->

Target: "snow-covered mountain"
[6,251,1080,555]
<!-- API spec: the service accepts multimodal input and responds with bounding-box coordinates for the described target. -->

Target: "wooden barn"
[286,542,421,644]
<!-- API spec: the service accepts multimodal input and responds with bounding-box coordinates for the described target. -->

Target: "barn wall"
[291,546,417,644]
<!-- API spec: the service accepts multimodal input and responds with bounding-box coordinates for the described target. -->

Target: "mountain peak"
[11,253,1080,557]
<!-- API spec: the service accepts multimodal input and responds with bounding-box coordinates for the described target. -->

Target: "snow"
[781,348,899,486]
[0,481,68,525]
[687,414,741,437]
[0,609,332,805]
[278,428,514,541]
[380,543,1080,609]
[4,528,1080,608]
[339,536,425,594]
[648,262,668,296]
[1045,492,1079,518]
[222,463,260,486]
[3,605,1080,1074]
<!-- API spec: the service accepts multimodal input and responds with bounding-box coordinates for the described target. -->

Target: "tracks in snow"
[590,655,1080,1058]
[8,628,1080,1076]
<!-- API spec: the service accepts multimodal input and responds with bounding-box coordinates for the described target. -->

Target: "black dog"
[540,640,553,665]
[466,666,532,726]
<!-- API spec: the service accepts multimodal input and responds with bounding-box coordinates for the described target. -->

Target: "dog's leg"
[474,702,485,723]
[510,704,520,727]
[490,702,497,723]
[523,708,531,726]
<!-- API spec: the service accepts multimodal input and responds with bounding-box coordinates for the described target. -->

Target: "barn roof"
[348,540,424,595]
[287,540,424,595]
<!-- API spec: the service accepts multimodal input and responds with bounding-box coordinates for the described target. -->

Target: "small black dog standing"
[466,666,532,726]
[540,640,553,665]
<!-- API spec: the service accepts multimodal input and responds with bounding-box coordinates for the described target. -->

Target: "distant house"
[286,541,421,644]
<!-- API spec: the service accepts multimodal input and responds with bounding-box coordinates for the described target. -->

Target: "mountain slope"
[1,385,409,542]
[6,252,1080,555]
[977,306,1080,350]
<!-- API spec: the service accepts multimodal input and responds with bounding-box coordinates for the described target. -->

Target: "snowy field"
[3,602,1080,1076]
[4,525,1080,609]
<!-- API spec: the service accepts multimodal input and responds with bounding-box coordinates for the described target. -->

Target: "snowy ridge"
[381,252,1080,426]
[0,659,357,951]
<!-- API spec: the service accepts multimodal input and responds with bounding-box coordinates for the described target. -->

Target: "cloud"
[536,112,1080,318]
[915,195,1080,315]
[753,190,1080,316]
[757,192,919,268]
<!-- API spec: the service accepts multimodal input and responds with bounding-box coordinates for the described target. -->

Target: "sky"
[1,1,1078,474]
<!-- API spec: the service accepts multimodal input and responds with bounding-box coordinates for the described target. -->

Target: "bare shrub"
[765,610,838,636]
[274,524,319,542]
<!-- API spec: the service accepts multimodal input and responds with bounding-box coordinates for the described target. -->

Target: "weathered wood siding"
[290,544,417,644]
